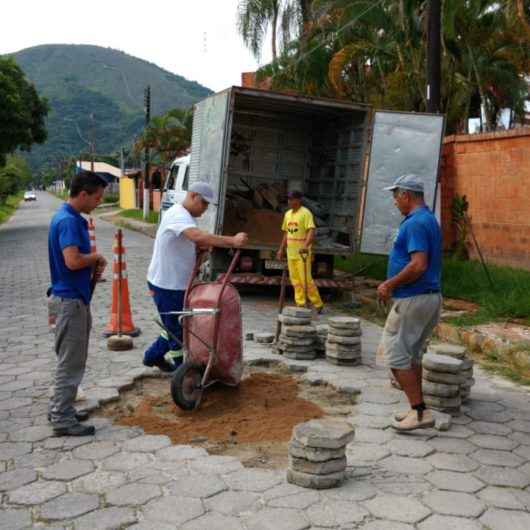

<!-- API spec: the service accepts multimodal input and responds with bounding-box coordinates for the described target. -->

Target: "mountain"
[8,44,213,171]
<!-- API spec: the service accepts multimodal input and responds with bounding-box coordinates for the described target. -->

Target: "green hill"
[8,44,212,171]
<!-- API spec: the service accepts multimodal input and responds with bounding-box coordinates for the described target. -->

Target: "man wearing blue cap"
[144,182,248,372]
[378,174,442,432]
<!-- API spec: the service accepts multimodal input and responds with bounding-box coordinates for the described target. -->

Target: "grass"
[473,343,530,387]
[336,253,530,324]
[0,192,23,225]
[119,208,159,225]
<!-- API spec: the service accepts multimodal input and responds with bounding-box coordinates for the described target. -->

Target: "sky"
[1,0,272,92]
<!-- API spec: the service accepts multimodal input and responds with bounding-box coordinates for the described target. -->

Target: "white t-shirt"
[147,203,197,290]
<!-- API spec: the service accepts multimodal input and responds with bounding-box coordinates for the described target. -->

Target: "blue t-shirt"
[48,203,92,304]
[387,206,442,299]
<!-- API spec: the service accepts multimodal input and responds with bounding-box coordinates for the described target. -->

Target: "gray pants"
[382,293,442,370]
[49,298,91,428]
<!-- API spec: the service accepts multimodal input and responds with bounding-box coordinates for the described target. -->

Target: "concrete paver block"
[122,434,172,452]
[363,494,431,523]
[422,490,486,517]
[425,470,485,493]
[141,496,205,525]
[205,490,260,516]
[156,444,208,461]
[72,507,137,530]
[474,465,530,488]
[0,468,37,492]
[245,507,310,530]
[0,508,32,530]
[71,470,127,494]
[42,459,94,481]
[102,451,153,472]
[106,483,162,506]
[8,480,66,505]
[306,499,369,526]
[471,448,524,467]
[418,514,483,530]
[480,508,530,530]
[223,468,282,492]
[166,475,226,498]
[39,492,100,521]
[293,419,354,449]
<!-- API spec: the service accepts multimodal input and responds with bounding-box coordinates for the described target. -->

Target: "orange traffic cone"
[88,217,97,253]
[89,217,106,282]
[103,229,141,337]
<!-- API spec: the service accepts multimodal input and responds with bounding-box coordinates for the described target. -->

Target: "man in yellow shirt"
[276,191,324,312]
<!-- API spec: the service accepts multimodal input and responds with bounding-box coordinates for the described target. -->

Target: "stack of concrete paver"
[429,343,475,403]
[315,324,328,357]
[422,352,464,415]
[277,306,317,360]
[287,418,354,489]
[325,316,362,366]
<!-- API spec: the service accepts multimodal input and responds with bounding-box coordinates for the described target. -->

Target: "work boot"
[53,423,95,437]
[392,409,434,431]
[143,358,176,373]
[48,410,89,423]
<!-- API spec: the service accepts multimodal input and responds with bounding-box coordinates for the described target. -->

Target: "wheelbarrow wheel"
[171,362,204,410]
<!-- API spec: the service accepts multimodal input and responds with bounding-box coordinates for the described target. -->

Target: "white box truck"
[161,86,444,287]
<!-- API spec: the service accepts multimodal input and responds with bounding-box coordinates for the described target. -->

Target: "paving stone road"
[1,191,530,529]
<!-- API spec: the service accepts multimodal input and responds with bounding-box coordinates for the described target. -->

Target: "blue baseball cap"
[189,182,217,205]
[383,174,424,193]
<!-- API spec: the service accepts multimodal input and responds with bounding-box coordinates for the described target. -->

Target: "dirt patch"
[99,364,354,469]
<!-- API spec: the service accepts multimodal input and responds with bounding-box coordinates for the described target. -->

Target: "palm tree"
[260,0,528,133]
[133,108,193,165]
[238,0,282,61]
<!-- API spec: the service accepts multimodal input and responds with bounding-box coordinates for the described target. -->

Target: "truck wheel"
[170,362,204,410]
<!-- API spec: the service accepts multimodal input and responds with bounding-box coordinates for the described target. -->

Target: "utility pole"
[426,0,441,113]
[143,86,151,220]
[89,113,96,171]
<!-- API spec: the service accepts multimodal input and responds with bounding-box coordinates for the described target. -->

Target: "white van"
[159,154,190,219]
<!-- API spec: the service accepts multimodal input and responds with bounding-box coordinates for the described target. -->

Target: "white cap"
[189,182,217,205]
[383,174,424,193]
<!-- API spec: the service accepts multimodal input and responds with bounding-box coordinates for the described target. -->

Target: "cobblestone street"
[1,192,530,529]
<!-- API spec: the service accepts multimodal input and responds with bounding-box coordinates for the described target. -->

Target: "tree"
[238,0,282,61]
[0,155,32,203]
[133,107,193,166]
[237,1,314,62]
[0,57,48,166]
[257,0,529,133]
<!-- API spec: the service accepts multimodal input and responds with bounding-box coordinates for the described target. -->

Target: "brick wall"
[441,128,530,269]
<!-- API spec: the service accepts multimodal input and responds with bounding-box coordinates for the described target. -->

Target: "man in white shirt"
[144,182,248,372]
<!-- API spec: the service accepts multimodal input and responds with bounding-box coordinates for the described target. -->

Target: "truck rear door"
[188,89,233,234]
[360,111,445,255]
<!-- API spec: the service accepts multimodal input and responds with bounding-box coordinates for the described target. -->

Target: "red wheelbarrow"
[158,250,243,410]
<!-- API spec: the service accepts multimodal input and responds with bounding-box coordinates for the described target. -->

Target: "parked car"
[24,191,37,201]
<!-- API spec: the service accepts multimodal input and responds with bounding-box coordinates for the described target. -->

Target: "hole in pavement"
[97,362,356,469]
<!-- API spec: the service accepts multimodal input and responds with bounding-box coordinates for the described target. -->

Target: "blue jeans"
[144,282,185,367]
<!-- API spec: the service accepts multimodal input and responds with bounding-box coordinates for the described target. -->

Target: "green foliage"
[0,191,24,225]
[134,107,193,165]
[336,253,530,323]
[0,155,32,203]
[7,44,212,172]
[0,57,48,166]
[120,208,158,224]
[254,0,530,133]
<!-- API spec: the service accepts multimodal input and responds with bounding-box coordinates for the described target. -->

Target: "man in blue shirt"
[377,174,442,432]
[48,171,108,436]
